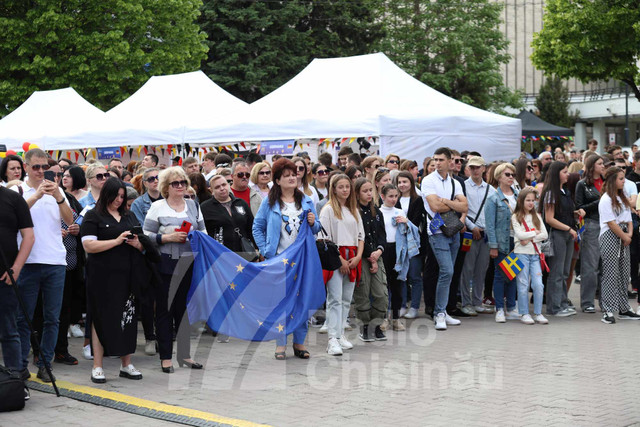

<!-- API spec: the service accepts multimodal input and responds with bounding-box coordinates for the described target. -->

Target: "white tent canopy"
[44,71,248,150]
[0,88,105,152]
[185,53,521,162]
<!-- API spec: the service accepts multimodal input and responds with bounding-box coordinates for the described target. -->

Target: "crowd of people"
[2,138,640,392]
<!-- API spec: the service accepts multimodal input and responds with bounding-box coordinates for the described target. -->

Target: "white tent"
[185,53,521,162]
[0,88,105,152]
[45,71,248,150]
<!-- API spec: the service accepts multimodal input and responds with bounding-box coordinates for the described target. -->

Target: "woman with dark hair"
[598,167,639,323]
[311,163,330,200]
[292,156,319,207]
[1,154,26,184]
[61,166,88,201]
[81,178,146,383]
[188,172,211,204]
[539,161,585,317]
[531,159,542,184]
[345,165,363,182]
[253,158,321,360]
[575,155,605,313]
[514,158,533,191]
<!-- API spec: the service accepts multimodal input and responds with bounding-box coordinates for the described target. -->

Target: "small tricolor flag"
[498,253,524,281]
[461,231,473,252]
[429,213,444,234]
[577,217,585,242]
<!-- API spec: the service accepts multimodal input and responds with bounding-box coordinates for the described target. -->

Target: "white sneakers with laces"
[327,337,343,356]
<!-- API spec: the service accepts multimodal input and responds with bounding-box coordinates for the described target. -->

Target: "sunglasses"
[94,173,109,181]
[387,160,399,164]
[297,166,306,172]
[316,170,329,176]
[29,164,50,171]
[258,171,271,176]
[503,172,514,178]
[55,172,64,178]
[527,166,534,171]
[236,172,250,179]
[170,180,188,188]
[226,180,234,185]
[454,159,462,164]
[377,167,390,173]
[145,175,159,183]
[372,164,381,169]
[184,194,196,200]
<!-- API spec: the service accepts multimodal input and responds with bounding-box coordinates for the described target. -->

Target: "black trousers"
[138,287,156,341]
[382,243,402,319]
[484,258,494,299]
[423,239,439,312]
[447,235,466,312]
[156,260,193,361]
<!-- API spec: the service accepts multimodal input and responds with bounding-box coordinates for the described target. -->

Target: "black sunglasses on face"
[454,159,462,164]
[29,164,50,171]
[145,175,159,183]
[297,166,305,172]
[170,180,188,188]
[236,172,250,179]
[317,170,329,176]
[503,172,514,178]
[226,180,233,185]
[377,167,390,173]
[258,171,271,176]
[184,194,196,200]
[387,160,399,164]
[55,172,64,178]
[94,173,109,181]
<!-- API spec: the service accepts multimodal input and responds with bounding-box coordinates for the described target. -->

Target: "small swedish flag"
[498,253,524,281]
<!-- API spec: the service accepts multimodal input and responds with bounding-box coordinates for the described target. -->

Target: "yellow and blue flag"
[187,219,325,341]
[498,252,524,281]
[461,231,473,252]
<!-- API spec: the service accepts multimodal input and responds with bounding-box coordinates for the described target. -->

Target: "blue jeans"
[493,250,516,310]
[429,233,460,315]
[402,255,423,310]
[0,282,21,371]
[516,253,544,315]
[16,264,66,370]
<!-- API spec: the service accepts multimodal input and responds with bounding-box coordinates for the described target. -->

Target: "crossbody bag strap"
[521,218,542,255]
[471,184,491,224]
[424,177,457,223]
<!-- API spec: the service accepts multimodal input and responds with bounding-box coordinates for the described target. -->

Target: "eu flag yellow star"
[290,262,296,267]
[281,258,289,265]
[236,263,244,272]
[276,323,284,332]
[229,282,236,290]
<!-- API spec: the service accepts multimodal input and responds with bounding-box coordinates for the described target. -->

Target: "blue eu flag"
[429,212,445,234]
[187,219,325,341]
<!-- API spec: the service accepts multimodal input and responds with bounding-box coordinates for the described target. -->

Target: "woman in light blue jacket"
[485,163,519,323]
[252,158,321,360]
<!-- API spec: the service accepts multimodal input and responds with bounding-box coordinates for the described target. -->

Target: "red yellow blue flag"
[461,231,473,252]
[498,252,524,281]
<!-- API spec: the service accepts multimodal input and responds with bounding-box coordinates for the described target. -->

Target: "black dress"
[81,209,144,357]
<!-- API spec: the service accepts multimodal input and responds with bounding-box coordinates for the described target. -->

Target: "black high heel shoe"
[178,359,203,369]
[161,362,174,373]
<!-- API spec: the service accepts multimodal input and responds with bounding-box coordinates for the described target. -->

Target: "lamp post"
[625,83,629,146]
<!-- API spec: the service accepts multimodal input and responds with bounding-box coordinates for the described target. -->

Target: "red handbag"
[522,219,550,273]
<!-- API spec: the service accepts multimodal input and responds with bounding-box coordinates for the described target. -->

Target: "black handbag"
[235,228,260,262]
[428,181,464,237]
[0,365,24,412]
[316,226,342,271]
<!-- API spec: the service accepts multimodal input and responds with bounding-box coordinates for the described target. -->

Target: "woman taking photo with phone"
[143,167,207,373]
[81,178,145,383]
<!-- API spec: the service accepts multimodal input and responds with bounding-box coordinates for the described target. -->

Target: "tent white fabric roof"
[44,71,248,150]
[0,88,105,152]
[185,53,521,162]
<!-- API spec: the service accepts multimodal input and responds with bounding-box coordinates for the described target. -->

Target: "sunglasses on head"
[145,175,159,183]
[503,172,514,178]
[184,194,196,200]
[236,172,250,179]
[94,173,109,181]
[297,166,306,172]
[29,164,50,171]
[317,170,329,176]
[170,180,188,188]
[258,170,271,176]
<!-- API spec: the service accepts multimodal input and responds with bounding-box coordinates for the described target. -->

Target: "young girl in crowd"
[373,168,391,207]
[319,174,364,355]
[293,156,320,207]
[378,183,408,331]
[598,167,640,324]
[511,188,549,325]
[354,178,388,342]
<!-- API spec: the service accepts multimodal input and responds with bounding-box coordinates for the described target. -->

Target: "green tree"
[0,0,208,116]
[531,0,640,102]
[535,75,571,128]
[377,0,522,113]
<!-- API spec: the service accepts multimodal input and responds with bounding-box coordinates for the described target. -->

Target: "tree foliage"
[531,0,640,102]
[198,0,384,103]
[0,0,208,116]
[377,0,522,113]
[535,76,571,128]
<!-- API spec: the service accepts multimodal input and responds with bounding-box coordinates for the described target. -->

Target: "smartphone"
[44,170,55,182]
[175,220,192,233]
[131,226,143,235]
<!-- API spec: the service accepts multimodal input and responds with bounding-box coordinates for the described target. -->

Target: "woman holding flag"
[253,158,321,360]
[485,163,519,323]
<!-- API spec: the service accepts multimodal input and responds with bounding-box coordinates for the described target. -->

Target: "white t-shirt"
[14,181,69,265]
[598,193,632,237]
[624,179,638,199]
[399,196,410,215]
[318,205,364,247]
[301,185,320,207]
[316,186,328,199]
[379,205,403,243]
[277,201,302,254]
[420,171,463,235]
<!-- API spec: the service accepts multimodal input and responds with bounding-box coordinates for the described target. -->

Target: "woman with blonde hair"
[249,162,271,199]
[79,163,109,208]
[384,153,401,170]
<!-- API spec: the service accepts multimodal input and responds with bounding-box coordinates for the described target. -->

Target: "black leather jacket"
[575,179,600,221]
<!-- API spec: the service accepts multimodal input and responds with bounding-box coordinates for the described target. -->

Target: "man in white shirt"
[14,149,73,383]
[202,152,217,183]
[459,156,495,316]
[420,147,468,330]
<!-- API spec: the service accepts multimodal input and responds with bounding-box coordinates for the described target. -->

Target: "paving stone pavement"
[4,285,640,426]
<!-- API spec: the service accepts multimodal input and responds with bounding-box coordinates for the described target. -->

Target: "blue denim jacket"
[130,192,158,226]
[485,187,518,254]
[394,220,421,281]
[252,195,321,259]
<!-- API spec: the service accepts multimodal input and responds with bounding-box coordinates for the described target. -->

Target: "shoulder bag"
[316,225,342,271]
[234,227,260,262]
[427,179,464,237]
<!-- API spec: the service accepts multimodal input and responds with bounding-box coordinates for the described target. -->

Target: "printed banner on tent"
[96,147,121,160]
[260,140,296,155]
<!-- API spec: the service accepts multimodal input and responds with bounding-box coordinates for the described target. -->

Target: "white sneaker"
[520,314,534,325]
[636,306,640,316]
[399,307,408,318]
[475,305,494,314]
[505,309,520,320]
[69,324,84,338]
[327,337,343,355]
[445,312,461,326]
[533,314,549,324]
[338,335,353,350]
[434,313,447,330]
[495,309,506,323]
[318,322,328,334]
[91,367,105,384]
[83,344,93,360]
[119,364,142,380]
[460,305,478,316]
[404,308,418,319]
[554,308,576,317]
